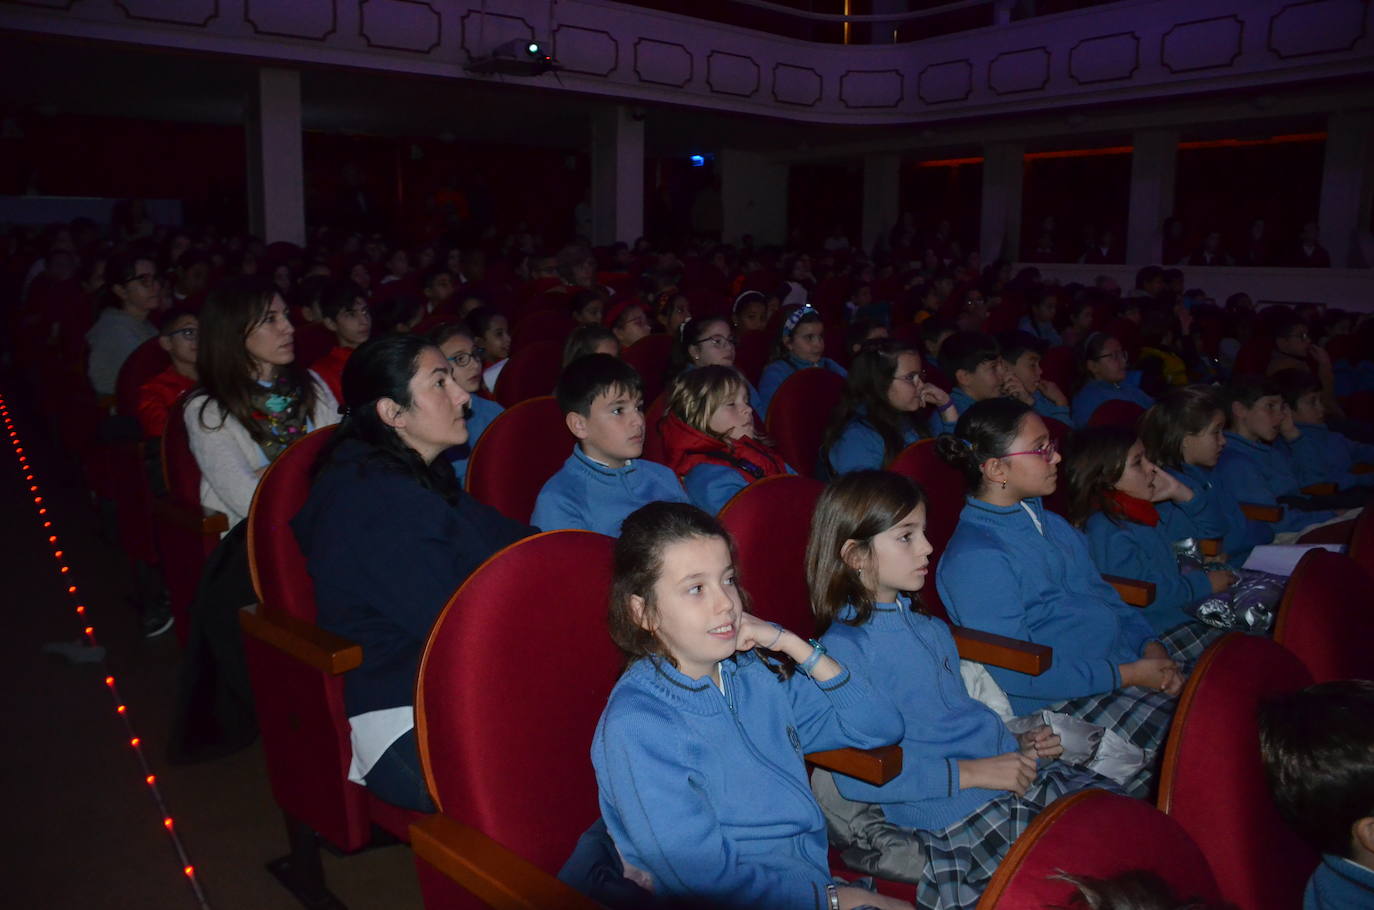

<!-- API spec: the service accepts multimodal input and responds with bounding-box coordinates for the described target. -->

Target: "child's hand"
[1120,657,1179,692]
[1150,469,1193,504]
[1001,374,1035,406]
[1207,568,1238,594]
[1017,724,1064,759]
[836,887,914,910]
[1278,402,1301,441]
[957,752,1038,795]
[920,383,951,410]
[1038,378,1068,407]
[734,613,782,652]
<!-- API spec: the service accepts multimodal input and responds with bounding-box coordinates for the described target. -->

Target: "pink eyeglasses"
[1001,440,1058,462]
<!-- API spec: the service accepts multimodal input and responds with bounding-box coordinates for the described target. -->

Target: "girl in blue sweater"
[592,502,911,910]
[1070,332,1154,426]
[820,339,957,477]
[934,399,1191,795]
[431,321,503,485]
[1063,426,1237,637]
[1139,385,1275,564]
[757,306,847,417]
[808,470,1114,908]
[667,316,763,414]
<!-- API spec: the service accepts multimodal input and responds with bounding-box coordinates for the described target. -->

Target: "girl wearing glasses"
[821,340,956,476]
[431,322,504,486]
[668,317,763,414]
[936,399,1186,797]
[1070,332,1155,426]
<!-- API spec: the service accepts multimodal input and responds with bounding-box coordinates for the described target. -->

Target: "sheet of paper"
[1241,543,1347,576]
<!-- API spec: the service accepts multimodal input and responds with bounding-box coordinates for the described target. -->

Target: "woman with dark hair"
[293,333,532,810]
[1062,426,1236,637]
[934,399,1191,796]
[821,339,954,476]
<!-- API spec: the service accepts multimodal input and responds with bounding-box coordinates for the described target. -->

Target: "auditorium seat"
[1039,345,1076,396]
[977,789,1221,910]
[620,332,673,406]
[1272,548,1374,682]
[511,307,575,349]
[1085,398,1145,430]
[641,390,669,465]
[1349,505,1374,575]
[1156,633,1317,910]
[765,367,845,478]
[464,395,566,524]
[733,329,770,387]
[107,338,171,568]
[491,338,562,407]
[238,426,423,907]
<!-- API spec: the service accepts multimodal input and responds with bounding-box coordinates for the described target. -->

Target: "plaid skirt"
[1044,620,1227,798]
[908,762,1122,910]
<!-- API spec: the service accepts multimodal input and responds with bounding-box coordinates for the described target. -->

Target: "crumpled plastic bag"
[1189,568,1283,634]
[1006,710,1151,786]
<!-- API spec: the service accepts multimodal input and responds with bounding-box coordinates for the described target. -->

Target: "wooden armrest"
[1301,482,1338,496]
[805,745,902,785]
[1199,538,1221,558]
[952,626,1052,676]
[1240,502,1283,522]
[410,814,603,910]
[1352,463,1373,475]
[153,496,229,535]
[1103,575,1156,607]
[238,604,362,674]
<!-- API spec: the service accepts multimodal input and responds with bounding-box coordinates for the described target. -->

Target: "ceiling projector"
[466,38,557,77]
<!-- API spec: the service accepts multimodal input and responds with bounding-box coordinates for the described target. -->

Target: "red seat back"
[642,390,669,465]
[888,439,964,619]
[1086,398,1145,430]
[248,427,336,622]
[416,531,620,874]
[492,338,563,407]
[1157,633,1317,910]
[512,307,576,348]
[1039,345,1076,395]
[1349,505,1374,576]
[465,395,567,523]
[718,475,825,637]
[621,332,674,406]
[1273,548,1374,683]
[765,368,845,478]
[114,337,171,422]
[293,322,337,372]
[734,330,771,387]
[979,789,1220,910]
[163,394,203,507]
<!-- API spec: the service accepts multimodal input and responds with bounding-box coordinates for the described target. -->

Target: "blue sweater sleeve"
[1083,516,1211,636]
[595,697,829,910]
[1215,454,1336,532]
[684,463,749,515]
[786,665,903,754]
[530,468,587,532]
[1033,390,1073,427]
[827,420,885,475]
[936,543,1121,703]
[1280,430,1331,488]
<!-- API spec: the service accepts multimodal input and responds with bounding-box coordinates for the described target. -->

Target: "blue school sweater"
[758,355,847,418]
[1165,464,1273,564]
[531,445,689,536]
[592,651,902,910]
[682,461,796,516]
[1287,422,1374,489]
[825,414,921,475]
[1033,389,1073,427]
[443,395,503,485]
[1071,379,1155,426]
[1305,856,1374,910]
[821,598,1019,831]
[1214,432,1337,533]
[935,497,1158,715]
[1082,512,1212,636]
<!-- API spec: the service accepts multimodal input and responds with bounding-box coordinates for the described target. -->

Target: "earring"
[1001,480,1007,489]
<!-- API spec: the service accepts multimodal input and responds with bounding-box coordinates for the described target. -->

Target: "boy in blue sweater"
[1272,368,1374,497]
[932,331,1015,435]
[532,353,689,536]
[1260,680,1374,910]
[997,330,1073,428]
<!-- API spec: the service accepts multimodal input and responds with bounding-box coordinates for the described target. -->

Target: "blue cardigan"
[1287,422,1374,489]
[1071,379,1155,426]
[531,445,690,535]
[443,394,504,486]
[1082,512,1212,635]
[825,414,921,476]
[592,652,902,910]
[293,438,533,718]
[1033,389,1073,427]
[1305,855,1374,910]
[1165,464,1273,564]
[821,598,1020,831]
[758,355,847,418]
[1215,432,1336,532]
[935,497,1158,714]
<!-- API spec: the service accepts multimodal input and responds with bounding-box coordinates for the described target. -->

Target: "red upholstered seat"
[512,307,576,349]
[621,332,674,407]
[413,530,619,908]
[491,338,563,407]
[1348,501,1374,576]
[734,329,771,387]
[240,427,421,906]
[104,338,171,568]
[1156,633,1317,910]
[641,390,669,465]
[1232,335,1275,376]
[114,337,171,421]
[977,789,1221,910]
[465,395,567,523]
[1039,346,1076,396]
[1086,398,1145,430]
[888,439,964,620]
[1272,548,1374,682]
[765,367,846,478]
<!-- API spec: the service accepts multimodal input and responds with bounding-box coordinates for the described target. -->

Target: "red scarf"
[1104,489,1159,526]
[659,413,791,483]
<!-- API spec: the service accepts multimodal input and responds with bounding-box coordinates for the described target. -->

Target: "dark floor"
[3,385,421,909]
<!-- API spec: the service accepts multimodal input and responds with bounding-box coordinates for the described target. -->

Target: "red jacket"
[659,413,790,483]
[310,344,354,403]
[136,367,197,438]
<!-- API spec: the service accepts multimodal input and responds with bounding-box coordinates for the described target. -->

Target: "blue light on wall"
[689,155,706,167]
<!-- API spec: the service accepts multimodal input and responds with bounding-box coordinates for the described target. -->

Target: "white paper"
[1241,543,1347,576]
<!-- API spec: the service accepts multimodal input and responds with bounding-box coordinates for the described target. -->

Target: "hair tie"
[733,290,764,314]
[782,304,817,338]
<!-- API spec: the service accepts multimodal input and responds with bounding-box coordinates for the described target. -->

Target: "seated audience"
[1017,288,1062,346]
[431,322,503,486]
[136,307,199,439]
[569,289,607,327]
[997,330,1072,427]
[465,306,511,391]
[1070,332,1155,426]
[668,316,762,412]
[732,290,770,334]
[88,252,161,396]
[758,305,847,416]
[653,287,692,336]
[308,281,372,402]
[371,293,424,334]
[605,299,653,351]
[1271,367,1374,492]
[532,354,688,535]
[293,333,531,811]
[563,324,620,367]
[933,331,1012,434]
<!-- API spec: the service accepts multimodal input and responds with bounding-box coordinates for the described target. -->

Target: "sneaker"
[142,608,174,639]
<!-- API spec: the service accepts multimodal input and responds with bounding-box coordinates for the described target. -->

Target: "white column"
[979,142,1023,262]
[591,105,644,246]
[1126,129,1178,265]
[245,67,305,246]
[719,149,788,247]
[862,153,901,256]
[1318,111,1374,268]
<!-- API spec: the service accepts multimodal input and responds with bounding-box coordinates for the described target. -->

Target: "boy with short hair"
[1259,680,1374,909]
[929,330,1010,433]
[996,330,1071,427]
[309,281,373,402]
[136,308,199,439]
[1271,367,1374,494]
[532,354,689,536]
